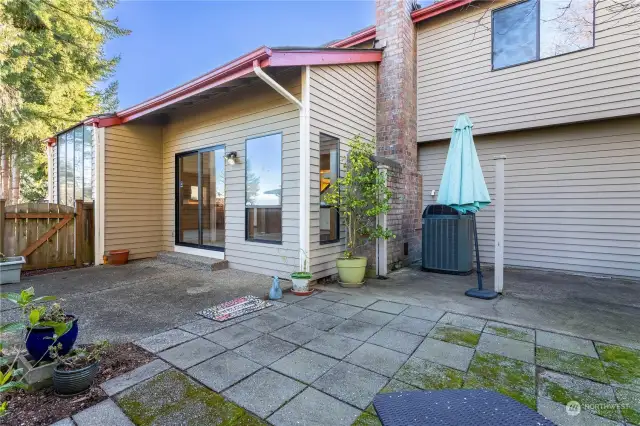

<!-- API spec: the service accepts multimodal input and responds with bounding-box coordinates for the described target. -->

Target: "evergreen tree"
[0,0,129,201]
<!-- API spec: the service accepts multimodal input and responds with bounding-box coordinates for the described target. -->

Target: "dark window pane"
[320,134,339,243]
[540,0,593,58]
[492,0,539,69]
[74,127,84,203]
[83,126,93,200]
[246,207,282,242]
[201,149,225,248]
[245,134,282,207]
[178,153,199,245]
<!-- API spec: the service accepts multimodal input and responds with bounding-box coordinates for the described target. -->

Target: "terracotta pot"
[107,250,129,265]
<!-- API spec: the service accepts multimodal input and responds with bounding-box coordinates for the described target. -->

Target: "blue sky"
[105,1,375,110]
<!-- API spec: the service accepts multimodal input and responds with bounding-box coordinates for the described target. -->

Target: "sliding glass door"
[176,146,225,250]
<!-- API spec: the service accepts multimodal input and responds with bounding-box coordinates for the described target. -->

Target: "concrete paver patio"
[6,262,637,425]
[63,289,640,426]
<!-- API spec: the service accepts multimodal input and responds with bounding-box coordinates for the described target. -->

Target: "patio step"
[156,251,228,271]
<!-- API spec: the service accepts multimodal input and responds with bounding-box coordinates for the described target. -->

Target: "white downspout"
[253,64,310,270]
[94,125,106,265]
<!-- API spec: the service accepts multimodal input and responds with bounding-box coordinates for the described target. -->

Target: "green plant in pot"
[290,250,312,293]
[50,340,108,396]
[323,136,394,287]
[0,288,71,417]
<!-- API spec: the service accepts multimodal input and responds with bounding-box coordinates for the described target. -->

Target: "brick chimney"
[375,0,421,269]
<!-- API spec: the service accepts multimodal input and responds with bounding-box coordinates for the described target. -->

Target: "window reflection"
[245,134,282,243]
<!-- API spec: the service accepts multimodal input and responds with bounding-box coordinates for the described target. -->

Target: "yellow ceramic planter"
[336,257,367,287]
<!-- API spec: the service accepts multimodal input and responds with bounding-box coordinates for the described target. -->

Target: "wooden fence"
[0,200,93,271]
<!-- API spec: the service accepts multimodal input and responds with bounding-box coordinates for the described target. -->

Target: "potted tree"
[50,340,108,395]
[324,136,393,287]
[0,253,26,285]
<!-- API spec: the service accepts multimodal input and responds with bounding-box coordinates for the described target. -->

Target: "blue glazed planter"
[25,315,78,362]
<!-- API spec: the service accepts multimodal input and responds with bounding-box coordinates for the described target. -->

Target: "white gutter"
[253,64,310,271]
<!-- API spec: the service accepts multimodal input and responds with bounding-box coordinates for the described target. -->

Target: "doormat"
[198,296,271,322]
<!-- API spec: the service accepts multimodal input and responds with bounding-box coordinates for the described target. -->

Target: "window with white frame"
[492,0,594,70]
[319,134,339,243]
[245,133,282,243]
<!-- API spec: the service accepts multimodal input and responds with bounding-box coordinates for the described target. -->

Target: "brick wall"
[376,0,422,269]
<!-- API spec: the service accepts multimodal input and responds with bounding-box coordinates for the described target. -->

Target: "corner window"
[320,134,339,244]
[57,125,93,206]
[245,134,282,243]
[492,0,594,70]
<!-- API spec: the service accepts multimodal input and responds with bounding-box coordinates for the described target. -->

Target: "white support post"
[254,63,310,270]
[494,155,506,293]
[376,164,389,277]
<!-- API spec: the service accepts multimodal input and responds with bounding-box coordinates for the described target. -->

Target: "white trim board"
[174,245,225,260]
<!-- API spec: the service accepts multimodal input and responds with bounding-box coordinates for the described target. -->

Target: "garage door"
[418,116,640,278]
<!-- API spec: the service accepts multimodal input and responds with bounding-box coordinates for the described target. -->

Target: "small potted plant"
[290,250,313,295]
[50,340,108,395]
[0,252,26,285]
[25,303,78,362]
[323,136,394,287]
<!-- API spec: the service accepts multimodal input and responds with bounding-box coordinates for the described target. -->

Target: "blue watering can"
[269,276,282,300]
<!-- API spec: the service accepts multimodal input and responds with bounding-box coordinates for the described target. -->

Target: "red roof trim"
[264,49,382,67]
[411,0,474,23]
[329,27,376,48]
[116,46,272,124]
[329,0,475,47]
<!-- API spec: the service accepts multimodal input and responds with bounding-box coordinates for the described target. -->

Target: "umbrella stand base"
[465,288,499,300]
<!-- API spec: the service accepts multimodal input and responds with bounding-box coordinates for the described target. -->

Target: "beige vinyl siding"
[308,63,377,278]
[418,116,640,278]
[162,70,301,277]
[104,123,163,260]
[416,0,640,142]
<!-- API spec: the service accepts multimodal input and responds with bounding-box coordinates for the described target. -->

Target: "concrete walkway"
[56,290,639,426]
[0,259,275,344]
[316,265,640,350]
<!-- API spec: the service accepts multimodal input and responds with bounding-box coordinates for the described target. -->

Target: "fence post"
[75,199,84,267]
[0,199,4,254]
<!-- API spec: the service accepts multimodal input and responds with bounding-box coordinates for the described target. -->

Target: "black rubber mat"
[372,389,556,426]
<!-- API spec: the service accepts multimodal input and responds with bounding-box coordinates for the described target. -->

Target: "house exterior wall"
[308,63,377,279]
[161,70,301,277]
[103,123,164,260]
[416,0,640,142]
[419,116,640,278]
[376,0,422,269]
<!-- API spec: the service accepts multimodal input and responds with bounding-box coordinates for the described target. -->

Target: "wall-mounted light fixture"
[225,151,239,165]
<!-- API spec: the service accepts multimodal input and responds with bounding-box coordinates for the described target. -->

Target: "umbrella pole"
[464,212,498,300]
[473,213,483,290]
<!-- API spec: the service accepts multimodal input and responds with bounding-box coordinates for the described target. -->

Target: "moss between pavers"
[486,324,533,343]
[116,370,266,426]
[429,324,480,348]
[394,357,463,390]
[538,368,621,422]
[463,352,536,410]
[352,412,382,426]
[616,388,640,425]
[596,343,640,392]
[536,346,609,383]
